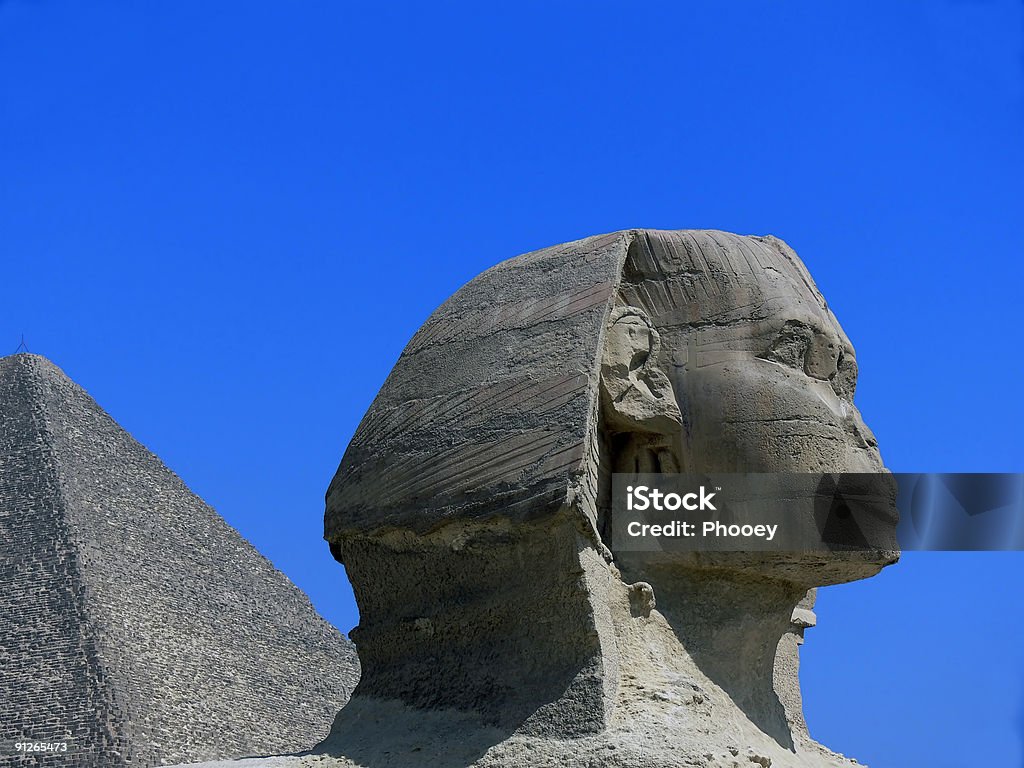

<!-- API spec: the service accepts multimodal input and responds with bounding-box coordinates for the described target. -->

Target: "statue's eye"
[761,321,857,399]
[760,321,813,371]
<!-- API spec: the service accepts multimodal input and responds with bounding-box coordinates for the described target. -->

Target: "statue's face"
[617,236,884,476]
[610,232,897,579]
[666,287,883,475]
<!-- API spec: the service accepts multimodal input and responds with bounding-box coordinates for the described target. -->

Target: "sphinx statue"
[321,229,898,768]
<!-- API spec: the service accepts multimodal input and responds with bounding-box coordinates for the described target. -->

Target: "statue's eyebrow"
[768,314,838,340]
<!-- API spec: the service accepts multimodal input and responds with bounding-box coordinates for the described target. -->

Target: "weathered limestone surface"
[0,354,359,767]
[324,231,627,536]
[174,229,899,768]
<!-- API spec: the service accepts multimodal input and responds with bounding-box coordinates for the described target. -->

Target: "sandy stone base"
[168,694,862,768]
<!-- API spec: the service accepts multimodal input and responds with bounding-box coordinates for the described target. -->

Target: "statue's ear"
[600,306,654,412]
[599,305,681,437]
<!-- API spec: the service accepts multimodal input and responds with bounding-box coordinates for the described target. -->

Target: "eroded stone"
[317,229,897,768]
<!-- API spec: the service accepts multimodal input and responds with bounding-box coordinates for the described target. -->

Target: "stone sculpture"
[169,229,898,768]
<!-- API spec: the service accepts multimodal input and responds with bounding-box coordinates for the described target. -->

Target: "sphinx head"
[323,229,898,762]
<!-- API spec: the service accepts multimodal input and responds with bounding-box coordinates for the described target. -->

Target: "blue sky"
[2,2,1022,765]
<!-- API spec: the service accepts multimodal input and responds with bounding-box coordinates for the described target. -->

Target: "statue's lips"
[730,473,901,538]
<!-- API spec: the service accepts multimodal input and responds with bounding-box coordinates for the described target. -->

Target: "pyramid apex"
[0,353,80,404]
[0,350,64,373]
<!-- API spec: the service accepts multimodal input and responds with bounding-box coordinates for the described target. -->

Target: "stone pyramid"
[0,354,359,767]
